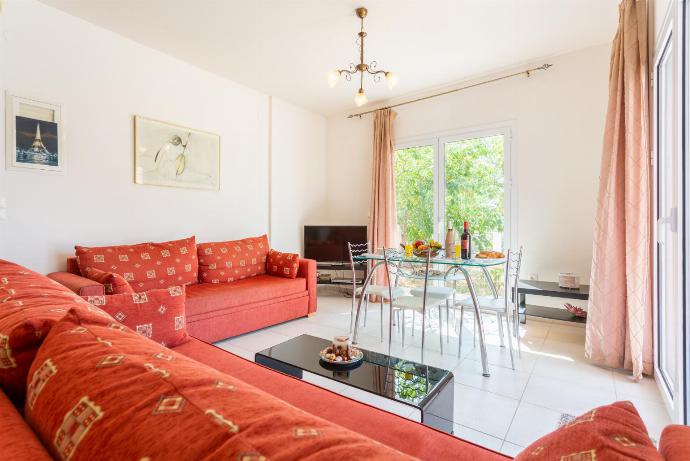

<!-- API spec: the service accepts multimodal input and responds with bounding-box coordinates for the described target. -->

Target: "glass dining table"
[352,250,506,377]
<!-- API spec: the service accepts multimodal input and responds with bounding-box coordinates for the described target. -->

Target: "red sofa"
[47,236,317,343]
[1,258,507,460]
[2,259,690,460]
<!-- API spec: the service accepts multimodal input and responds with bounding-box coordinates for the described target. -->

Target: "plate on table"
[319,346,364,368]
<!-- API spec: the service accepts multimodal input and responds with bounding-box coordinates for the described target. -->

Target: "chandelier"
[328,7,398,107]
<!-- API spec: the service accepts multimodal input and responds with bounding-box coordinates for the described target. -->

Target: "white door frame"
[652,3,685,423]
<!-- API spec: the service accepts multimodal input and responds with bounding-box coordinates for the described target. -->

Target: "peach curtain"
[369,108,399,257]
[585,0,652,379]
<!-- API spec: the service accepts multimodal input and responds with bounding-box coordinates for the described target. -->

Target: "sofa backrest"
[74,236,198,291]
[0,259,101,404]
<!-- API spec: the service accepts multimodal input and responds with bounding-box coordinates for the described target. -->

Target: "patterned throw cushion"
[25,308,415,461]
[266,249,300,279]
[75,236,198,292]
[197,235,269,284]
[0,260,111,405]
[82,268,134,295]
[82,286,188,348]
[515,401,663,461]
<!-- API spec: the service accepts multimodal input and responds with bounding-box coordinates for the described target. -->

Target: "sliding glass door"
[394,128,512,251]
[655,30,679,402]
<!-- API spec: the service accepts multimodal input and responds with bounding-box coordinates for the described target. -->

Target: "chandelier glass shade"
[328,7,397,107]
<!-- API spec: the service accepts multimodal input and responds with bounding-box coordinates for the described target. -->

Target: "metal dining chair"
[390,248,450,354]
[348,242,405,341]
[457,247,523,369]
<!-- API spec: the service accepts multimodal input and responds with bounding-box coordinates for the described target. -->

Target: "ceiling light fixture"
[328,7,397,107]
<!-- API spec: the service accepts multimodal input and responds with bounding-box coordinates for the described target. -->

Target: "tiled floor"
[215,290,671,457]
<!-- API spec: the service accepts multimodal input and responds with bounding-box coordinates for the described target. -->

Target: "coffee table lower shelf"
[255,334,454,434]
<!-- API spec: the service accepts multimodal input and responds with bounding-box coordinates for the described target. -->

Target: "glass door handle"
[658,207,678,233]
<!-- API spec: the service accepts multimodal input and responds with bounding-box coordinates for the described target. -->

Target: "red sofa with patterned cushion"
[2,259,690,460]
[47,235,317,343]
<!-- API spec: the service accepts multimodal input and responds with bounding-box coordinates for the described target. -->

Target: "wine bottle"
[445,222,455,257]
[461,221,472,260]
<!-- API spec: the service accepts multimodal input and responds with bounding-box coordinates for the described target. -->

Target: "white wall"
[325,45,610,284]
[270,97,327,253]
[0,0,326,273]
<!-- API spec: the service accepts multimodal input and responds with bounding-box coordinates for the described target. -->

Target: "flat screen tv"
[304,225,367,263]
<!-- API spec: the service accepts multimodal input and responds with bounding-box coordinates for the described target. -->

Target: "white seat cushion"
[357,285,407,299]
[458,296,507,312]
[394,295,448,311]
[410,286,455,298]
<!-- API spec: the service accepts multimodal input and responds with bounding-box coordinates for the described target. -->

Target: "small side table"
[515,280,589,324]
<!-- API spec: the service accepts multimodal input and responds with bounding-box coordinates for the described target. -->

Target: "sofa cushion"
[25,308,416,461]
[0,259,105,404]
[266,249,300,279]
[75,236,198,292]
[82,268,134,294]
[83,286,189,348]
[174,338,509,461]
[185,275,306,317]
[515,401,662,461]
[197,235,269,283]
[0,389,52,460]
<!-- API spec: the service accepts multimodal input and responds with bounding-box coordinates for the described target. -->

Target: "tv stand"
[316,261,368,287]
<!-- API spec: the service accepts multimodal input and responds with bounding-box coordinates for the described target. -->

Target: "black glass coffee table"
[255,334,454,433]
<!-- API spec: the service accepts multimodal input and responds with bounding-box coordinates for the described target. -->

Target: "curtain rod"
[346,63,553,119]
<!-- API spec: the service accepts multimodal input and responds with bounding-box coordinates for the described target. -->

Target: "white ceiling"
[38,0,619,116]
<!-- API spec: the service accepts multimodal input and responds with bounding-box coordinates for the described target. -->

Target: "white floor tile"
[453,383,519,439]
[531,354,615,391]
[224,329,291,353]
[214,293,672,452]
[522,374,616,416]
[613,371,665,403]
[454,358,530,400]
[452,424,503,451]
[504,401,562,447]
[213,340,255,361]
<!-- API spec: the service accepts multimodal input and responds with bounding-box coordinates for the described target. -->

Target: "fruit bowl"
[410,239,443,257]
[413,248,441,257]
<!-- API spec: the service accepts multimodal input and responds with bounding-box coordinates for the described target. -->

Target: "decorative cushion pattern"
[197,235,269,284]
[266,249,300,279]
[25,308,415,461]
[82,286,189,348]
[82,268,134,295]
[515,401,663,461]
[0,260,109,404]
[75,236,198,292]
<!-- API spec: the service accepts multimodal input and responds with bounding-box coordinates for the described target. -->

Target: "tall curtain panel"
[369,108,399,270]
[586,0,653,379]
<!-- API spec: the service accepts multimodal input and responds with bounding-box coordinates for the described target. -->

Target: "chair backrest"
[347,241,371,268]
[503,247,524,311]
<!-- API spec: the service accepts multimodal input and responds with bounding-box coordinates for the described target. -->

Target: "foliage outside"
[394,135,505,252]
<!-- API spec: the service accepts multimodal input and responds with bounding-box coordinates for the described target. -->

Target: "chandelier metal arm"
[330,7,396,105]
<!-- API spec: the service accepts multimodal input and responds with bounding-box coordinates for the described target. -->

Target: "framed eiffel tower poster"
[5,92,64,174]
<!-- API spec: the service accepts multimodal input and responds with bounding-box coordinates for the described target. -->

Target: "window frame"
[393,123,515,251]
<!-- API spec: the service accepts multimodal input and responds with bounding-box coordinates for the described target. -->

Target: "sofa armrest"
[660,425,690,461]
[47,271,105,297]
[297,258,317,314]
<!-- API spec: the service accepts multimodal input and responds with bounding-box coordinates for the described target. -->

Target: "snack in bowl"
[320,340,363,365]
[476,250,505,259]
